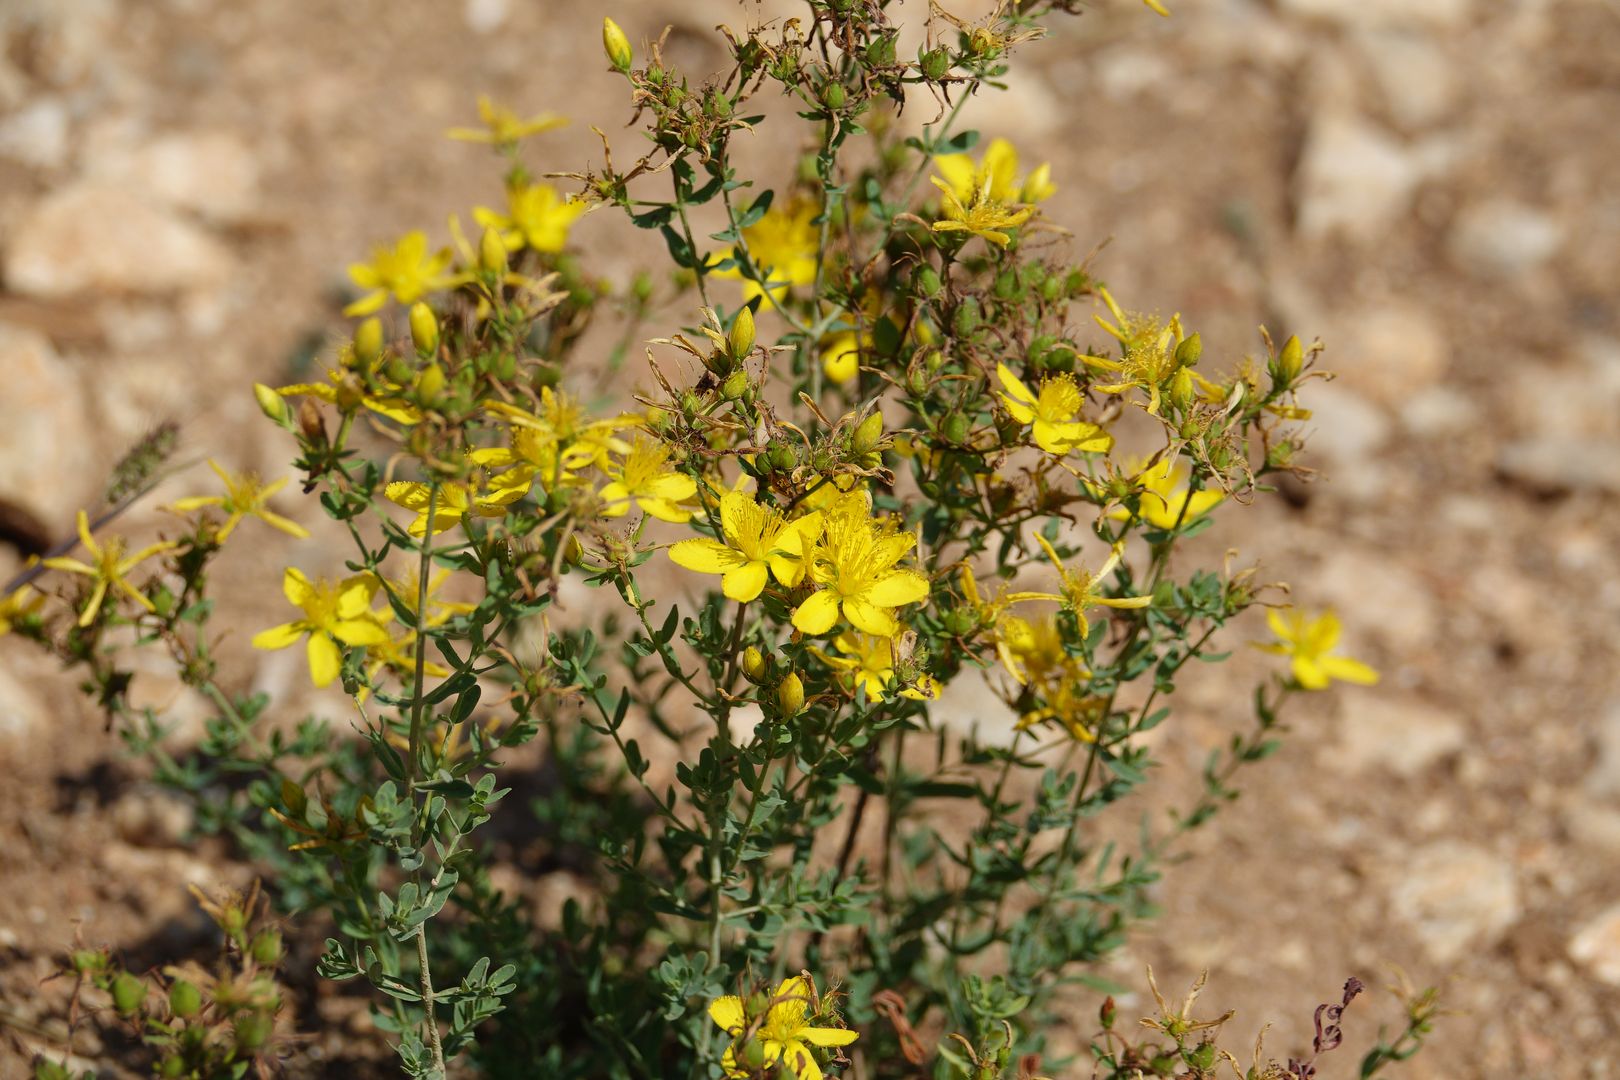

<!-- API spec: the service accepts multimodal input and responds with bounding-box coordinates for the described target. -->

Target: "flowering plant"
[7,3,1439,1079]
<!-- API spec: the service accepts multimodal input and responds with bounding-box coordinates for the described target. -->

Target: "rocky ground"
[2,0,1619,1076]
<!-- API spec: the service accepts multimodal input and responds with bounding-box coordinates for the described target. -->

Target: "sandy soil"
[2,0,1618,1076]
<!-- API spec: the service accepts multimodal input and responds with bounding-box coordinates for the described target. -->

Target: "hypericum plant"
[2,2,1430,1078]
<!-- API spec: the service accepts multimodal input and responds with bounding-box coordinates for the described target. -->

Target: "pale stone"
[1278,0,1473,29]
[1569,904,1620,986]
[1496,438,1620,496]
[1314,549,1438,654]
[1448,199,1564,277]
[111,789,195,848]
[1400,387,1476,437]
[1333,696,1466,777]
[4,183,233,297]
[1387,842,1519,963]
[1331,301,1449,405]
[0,98,70,168]
[464,0,510,33]
[1296,113,1422,240]
[1302,384,1391,503]
[122,131,261,223]
[0,662,50,740]
[0,322,97,524]
[1355,31,1457,128]
[1586,702,1620,799]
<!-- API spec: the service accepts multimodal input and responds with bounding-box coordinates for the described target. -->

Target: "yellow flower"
[251,569,391,689]
[170,461,311,541]
[0,584,44,635]
[713,197,820,301]
[934,136,1053,206]
[930,175,1033,248]
[1078,289,1205,416]
[446,95,567,146]
[1019,535,1151,640]
[709,975,858,1080]
[822,333,861,384]
[42,511,178,627]
[995,363,1112,455]
[599,437,698,523]
[811,631,939,701]
[1014,674,1107,743]
[995,613,1071,688]
[668,491,823,602]
[1107,458,1224,531]
[473,182,588,255]
[274,350,422,426]
[792,503,930,638]
[359,570,473,696]
[345,231,460,317]
[384,480,523,538]
[1255,608,1379,691]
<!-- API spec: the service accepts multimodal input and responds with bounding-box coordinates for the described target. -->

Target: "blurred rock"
[464,0,510,33]
[1569,905,1620,986]
[0,322,96,523]
[122,131,262,223]
[1302,383,1391,501]
[8,0,119,87]
[1333,696,1466,778]
[0,663,50,741]
[1355,32,1457,128]
[1496,438,1620,496]
[1315,549,1437,654]
[0,98,70,168]
[1331,302,1449,405]
[1585,702,1620,799]
[1387,842,1519,963]
[1295,113,1421,240]
[1400,386,1476,437]
[1448,199,1564,277]
[4,183,233,297]
[1278,0,1473,29]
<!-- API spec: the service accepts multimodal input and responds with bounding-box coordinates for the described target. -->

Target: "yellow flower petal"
[708,995,745,1034]
[721,561,769,602]
[669,538,746,574]
[307,633,343,687]
[252,622,305,650]
[792,590,841,635]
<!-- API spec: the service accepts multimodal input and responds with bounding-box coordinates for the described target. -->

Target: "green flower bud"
[721,370,750,401]
[234,1011,274,1052]
[919,47,950,81]
[729,306,756,358]
[416,363,447,406]
[767,443,797,472]
[1169,367,1195,410]
[942,412,970,444]
[740,1036,769,1071]
[249,927,283,967]
[851,411,884,454]
[904,367,930,396]
[168,979,203,1019]
[821,81,846,110]
[864,35,896,67]
[352,317,384,368]
[602,17,633,73]
[408,301,439,357]
[70,949,106,975]
[776,672,805,717]
[943,609,975,636]
[951,300,980,337]
[1174,331,1202,367]
[741,646,767,682]
[253,383,288,426]
[384,355,415,387]
[913,265,943,299]
[111,971,146,1015]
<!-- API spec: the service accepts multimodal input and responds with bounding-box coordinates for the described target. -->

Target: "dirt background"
[2,0,1619,1076]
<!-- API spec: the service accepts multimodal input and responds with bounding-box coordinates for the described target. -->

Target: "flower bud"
[919,47,950,82]
[250,927,283,966]
[408,302,439,357]
[1174,331,1202,368]
[416,363,447,406]
[851,411,884,454]
[479,227,509,275]
[1169,367,1195,410]
[821,81,846,110]
[253,383,288,425]
[385,355,416,387]
[739,1036,769,1071]
[298,396,328,443]
[776,672,805,717]
[729,306,756,359]
[1275,334,1303,385]
[942,412,970,444]
[168,979,203,1019]
[111,971,146,1015]
[70,949,106,975]
[602,17,633,73]
[721,370,750,401]
[912,265,942,299]
[904,367,930,397]
[741,646,767,682]
[767,443,797,472]
[353,317,384,368]
[234,1011,274,1052]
